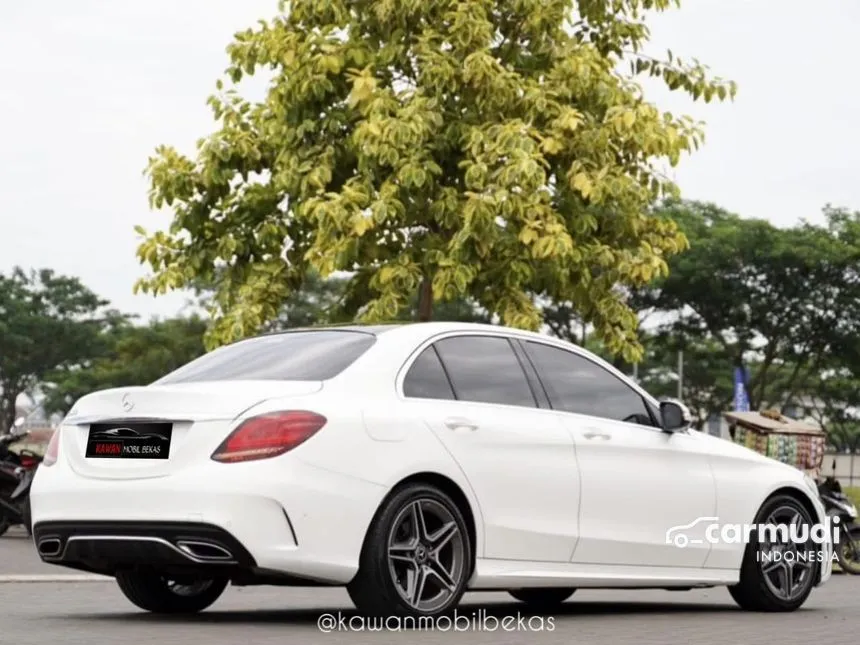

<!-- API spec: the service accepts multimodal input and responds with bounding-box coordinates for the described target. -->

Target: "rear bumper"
[30,456,387,584]
[33,520,256,573]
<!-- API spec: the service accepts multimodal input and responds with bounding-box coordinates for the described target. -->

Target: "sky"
[1,0,858,320]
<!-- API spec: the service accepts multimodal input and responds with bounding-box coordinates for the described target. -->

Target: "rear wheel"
[728,494,819,612]
[509,588,576,608]
[115,571,228,613]
[347,483,472,617]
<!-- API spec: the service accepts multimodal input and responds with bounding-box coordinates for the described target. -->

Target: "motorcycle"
[818,461,860,574]
[0,422,42,537]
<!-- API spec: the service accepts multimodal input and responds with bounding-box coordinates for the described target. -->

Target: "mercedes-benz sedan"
[31,322,831,616]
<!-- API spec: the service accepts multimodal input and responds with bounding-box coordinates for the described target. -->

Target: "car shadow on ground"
[61,600,745,626]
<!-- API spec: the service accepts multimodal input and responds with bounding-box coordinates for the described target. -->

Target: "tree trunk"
[417,277,433,322]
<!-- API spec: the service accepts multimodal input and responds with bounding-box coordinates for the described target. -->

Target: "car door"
[520,340,717,569]
[399,334,581,563]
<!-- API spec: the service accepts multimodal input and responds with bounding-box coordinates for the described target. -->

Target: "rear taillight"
[42,430,60,467]
[211,411,327,463]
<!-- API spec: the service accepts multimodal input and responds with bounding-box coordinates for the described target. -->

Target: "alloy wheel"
[386,498,466,613]
[757,504,816,602]
[165,578,216,597]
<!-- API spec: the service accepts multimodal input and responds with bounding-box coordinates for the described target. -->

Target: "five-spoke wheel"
[729,494,819,612]
[348,483,471,616]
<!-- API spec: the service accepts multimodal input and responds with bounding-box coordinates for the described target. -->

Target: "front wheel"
[509,588,575,608]
[116,571,228,613]
[347,483,472,617]
[728,494,819,612]
[835,526,860,575]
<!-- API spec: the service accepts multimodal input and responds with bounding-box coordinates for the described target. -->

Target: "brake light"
[211,411,327,463]
[42,430,60,467]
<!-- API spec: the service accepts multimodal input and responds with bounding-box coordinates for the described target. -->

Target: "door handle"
[583,431,611,440]
[444,417,479,432]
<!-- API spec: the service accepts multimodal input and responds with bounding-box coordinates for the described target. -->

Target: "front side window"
[524,341,654,426]
[433,336,536,408]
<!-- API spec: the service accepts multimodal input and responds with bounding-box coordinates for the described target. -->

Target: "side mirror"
[660,399,693,433]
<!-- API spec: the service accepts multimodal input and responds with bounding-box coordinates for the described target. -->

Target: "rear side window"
[155,331,376,384]
[433,336,536,408]
[403,347,455,400]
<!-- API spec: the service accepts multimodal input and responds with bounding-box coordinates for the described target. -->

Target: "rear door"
[400,333,581,563]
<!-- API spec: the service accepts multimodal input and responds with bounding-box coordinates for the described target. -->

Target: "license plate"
[85,422,172,459]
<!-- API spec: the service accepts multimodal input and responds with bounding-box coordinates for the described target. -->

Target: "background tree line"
[2,199,859,452]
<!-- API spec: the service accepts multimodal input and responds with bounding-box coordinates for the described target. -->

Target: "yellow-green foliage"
[135,0,734,358]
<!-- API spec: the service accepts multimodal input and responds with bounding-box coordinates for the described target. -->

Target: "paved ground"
[2,530,857,645]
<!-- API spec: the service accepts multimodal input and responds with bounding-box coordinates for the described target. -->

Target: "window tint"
[403,347,455,400]
[155,331,376,384]
[525,342,654,426]
[434,336,536,407]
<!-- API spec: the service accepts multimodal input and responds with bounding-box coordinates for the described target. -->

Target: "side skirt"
[468,558,738,590]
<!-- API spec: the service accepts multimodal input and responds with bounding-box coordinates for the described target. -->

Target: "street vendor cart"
[724,409,826,479]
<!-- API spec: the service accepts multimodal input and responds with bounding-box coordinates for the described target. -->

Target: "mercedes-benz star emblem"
[121,394,134,412]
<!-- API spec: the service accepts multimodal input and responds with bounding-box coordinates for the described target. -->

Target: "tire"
[835,527,860,575]
[347,483,472,617]
[509,588,575,607]
[0,516,9,538]
[728,494,819,612]
[115,571,228,614]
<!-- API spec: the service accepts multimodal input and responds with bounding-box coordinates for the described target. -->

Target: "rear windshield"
[154,330,376,384]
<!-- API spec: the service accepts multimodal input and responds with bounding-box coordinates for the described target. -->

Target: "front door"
[520,339,717,569]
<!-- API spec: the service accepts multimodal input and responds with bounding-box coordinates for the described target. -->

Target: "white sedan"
[30,322,831,616]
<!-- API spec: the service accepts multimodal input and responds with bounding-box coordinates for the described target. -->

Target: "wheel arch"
[361,471,480,577]
[764,485,821,523]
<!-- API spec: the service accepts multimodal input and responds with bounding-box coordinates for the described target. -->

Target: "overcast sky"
[1,0,857,320]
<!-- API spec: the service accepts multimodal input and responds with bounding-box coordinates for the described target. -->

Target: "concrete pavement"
[1,531,856,645]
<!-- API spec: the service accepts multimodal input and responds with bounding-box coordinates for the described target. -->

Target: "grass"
[845,488,860,509]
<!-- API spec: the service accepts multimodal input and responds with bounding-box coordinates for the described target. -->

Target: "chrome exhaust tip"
[175,540,234,561]
[37,538,62,557]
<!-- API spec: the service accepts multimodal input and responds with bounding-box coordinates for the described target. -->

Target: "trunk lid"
[61,380,322,479]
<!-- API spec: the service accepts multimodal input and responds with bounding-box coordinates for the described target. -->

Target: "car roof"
[249,321,580,353]
[259,323,404,337]
[261,321,560,338]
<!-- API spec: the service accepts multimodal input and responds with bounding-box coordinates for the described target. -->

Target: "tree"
[806,334,860,453]
[43,316,208,415]
[634,201,860,413]
[135,0,735,357]
[635,330,733,429]
[194,268,489,328]
[0,268,115,432]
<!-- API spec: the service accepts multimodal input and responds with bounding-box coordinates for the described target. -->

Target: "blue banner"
[733,367,750,411]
